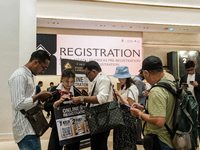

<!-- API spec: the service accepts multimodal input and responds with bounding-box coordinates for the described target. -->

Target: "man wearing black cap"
[130,56,176,150]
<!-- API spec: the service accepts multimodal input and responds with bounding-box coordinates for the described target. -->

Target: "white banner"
[55,35,143,75]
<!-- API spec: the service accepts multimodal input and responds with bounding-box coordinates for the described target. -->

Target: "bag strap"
[87,78,115,107]
[87,82,97,107]
[127,86,136,102]
[73,85,82,96]
[20,100,40,116]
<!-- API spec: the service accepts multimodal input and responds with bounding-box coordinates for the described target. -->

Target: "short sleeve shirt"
[144,76,176,148]
[119,84,139,103]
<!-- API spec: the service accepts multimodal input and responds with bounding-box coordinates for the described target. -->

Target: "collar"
[21,65,34,77]
[56,83,74,93]
[135,75,143,80]
[92,72,103,84]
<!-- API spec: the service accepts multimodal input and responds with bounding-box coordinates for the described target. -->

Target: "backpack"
[152,80,198,150]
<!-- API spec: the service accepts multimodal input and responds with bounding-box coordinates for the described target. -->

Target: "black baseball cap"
[142,56,163,70]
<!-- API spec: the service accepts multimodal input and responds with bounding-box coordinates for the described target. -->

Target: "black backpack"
[152,80,198,150]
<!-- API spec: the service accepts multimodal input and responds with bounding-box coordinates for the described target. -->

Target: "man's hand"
[190,81,198,87]
[130,108,141,117]
[35,91,52,102]
[54,94,70,107]
[72,96,81,105]
[143,90,149,98]
[181,84,187,89]
[131,103,144,111]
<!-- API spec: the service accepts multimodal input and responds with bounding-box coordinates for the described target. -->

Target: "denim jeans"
[159,140,174,150]
[17,135,41,150]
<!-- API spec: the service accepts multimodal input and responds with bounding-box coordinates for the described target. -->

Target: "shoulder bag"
[20,101,49,137]
[85,82,124,135]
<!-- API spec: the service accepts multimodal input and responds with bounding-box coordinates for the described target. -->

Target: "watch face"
[80,96,84,102]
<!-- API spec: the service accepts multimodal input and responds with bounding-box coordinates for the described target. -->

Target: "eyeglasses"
[186,68,194,72]
[85,70,92,76]
[38,61,47,71]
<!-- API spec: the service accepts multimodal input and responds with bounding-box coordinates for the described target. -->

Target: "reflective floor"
[0,129,144,150]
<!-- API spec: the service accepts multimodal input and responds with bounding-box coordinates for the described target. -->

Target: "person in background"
[36,81,43,94]
[130,56,176,150]
[44,69,82,150]
[72,61,113,150]
[8,50,52,150]
[47,82,54,91]
[180,60,200,138]
[113,66,138,150]
[133,69,147,145]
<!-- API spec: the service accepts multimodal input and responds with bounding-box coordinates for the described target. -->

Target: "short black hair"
[29,50,50,63]
[83,61,102,72]
[38,81,43,85]
[185,60,195,69]
[50,82,54,85]
[62,69,75,79]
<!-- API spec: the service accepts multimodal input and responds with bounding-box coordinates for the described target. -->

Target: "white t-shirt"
[119,84,139,104]
[187,74,195,97]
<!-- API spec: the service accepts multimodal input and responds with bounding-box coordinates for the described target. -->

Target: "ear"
[144,70,150,76]
[33,60,39,65]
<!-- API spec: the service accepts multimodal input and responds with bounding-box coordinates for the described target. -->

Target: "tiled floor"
[0,129,144,150]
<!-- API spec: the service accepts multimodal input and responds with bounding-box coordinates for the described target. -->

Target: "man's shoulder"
[196,72,200,76]
[9,67,26,81]
[181,73,187,78]
[133,75,140,80]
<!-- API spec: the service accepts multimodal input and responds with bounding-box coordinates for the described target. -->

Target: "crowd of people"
[8,50,200,150]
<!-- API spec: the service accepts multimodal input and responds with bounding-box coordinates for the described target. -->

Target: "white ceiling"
[37,18,200,34]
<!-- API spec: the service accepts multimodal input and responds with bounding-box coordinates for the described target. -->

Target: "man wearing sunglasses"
[180,60,200,138]
[8,50,53,150]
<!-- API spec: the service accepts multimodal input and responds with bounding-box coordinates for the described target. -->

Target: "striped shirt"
[8,66,38,143]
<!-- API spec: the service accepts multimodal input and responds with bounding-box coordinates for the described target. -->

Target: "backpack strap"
[152,81,195,138]
[142,80,176,138]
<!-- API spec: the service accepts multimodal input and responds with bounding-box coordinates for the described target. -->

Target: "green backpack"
[152,80,198,150]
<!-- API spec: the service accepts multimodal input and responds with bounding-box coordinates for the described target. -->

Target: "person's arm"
[134,79,143,97]
[73,78,111,105]
[72,95,99,105]
[9,75,36,111]
[131,88,166,127]
[127,85,138,105]
[113,89,129,105]
[36,85,40,94]
[130,108,165,127]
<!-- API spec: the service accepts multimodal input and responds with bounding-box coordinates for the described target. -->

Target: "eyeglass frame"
[85,70,92,76]
[38,61,48,71]
[186,68,194,72]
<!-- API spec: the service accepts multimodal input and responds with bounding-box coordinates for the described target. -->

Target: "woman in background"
[113,66,138,150]
[44,69,82,150]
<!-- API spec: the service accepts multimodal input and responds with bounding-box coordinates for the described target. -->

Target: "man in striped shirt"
[9,50,53,150]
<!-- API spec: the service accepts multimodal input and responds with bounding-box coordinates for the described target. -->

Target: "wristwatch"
[80,96,84,103]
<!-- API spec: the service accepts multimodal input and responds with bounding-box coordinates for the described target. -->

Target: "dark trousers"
[136,118,142,141]
[90,130,110,150]
[48,129,80,150]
